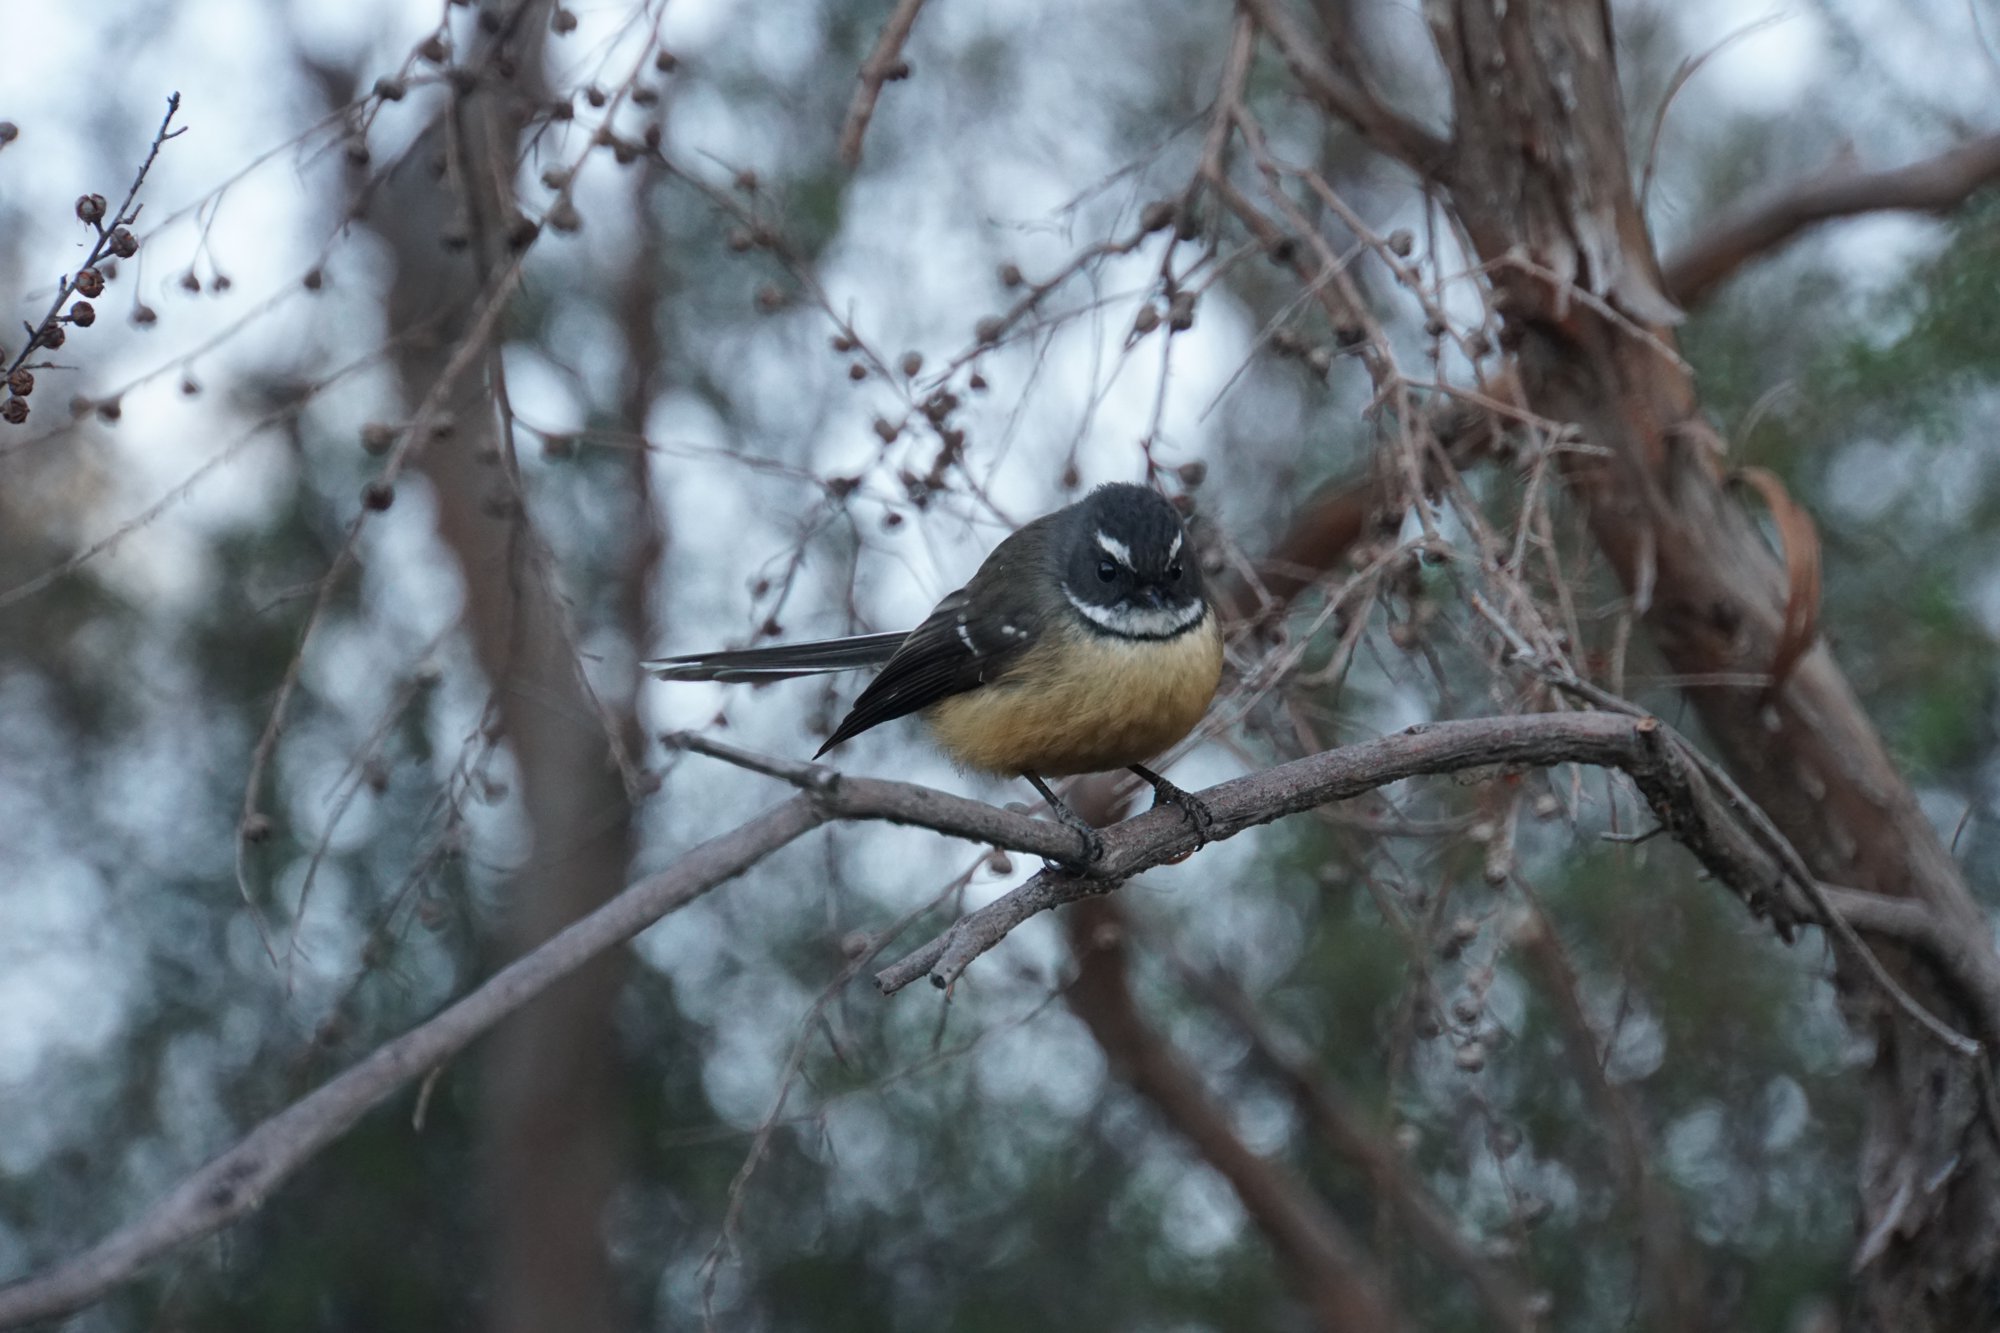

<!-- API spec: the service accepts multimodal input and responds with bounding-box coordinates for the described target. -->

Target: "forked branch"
[3,712,1992,1326]
[877,711,1774,992]
[1235,0,1449,175]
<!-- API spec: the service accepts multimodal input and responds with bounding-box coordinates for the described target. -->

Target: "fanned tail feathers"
[644,631,907,683]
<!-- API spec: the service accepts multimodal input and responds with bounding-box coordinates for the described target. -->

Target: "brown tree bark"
[1418,3,2000,1326]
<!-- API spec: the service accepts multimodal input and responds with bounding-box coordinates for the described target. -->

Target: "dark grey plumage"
[644,483,1203,759]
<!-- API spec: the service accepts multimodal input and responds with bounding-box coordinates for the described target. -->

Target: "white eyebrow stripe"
[1167,531,1183,560]
[1063,589,1207,639]
[1095,531,1135,568]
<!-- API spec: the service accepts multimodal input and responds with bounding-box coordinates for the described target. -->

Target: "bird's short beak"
[1136,584,1168,609]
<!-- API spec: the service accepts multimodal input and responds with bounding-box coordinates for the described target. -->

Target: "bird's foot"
[1023,771,1104,875]
[1043,827,1104,876]
[1131,764,1213,848]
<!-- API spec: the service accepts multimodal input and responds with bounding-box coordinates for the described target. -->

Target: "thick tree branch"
[0,798,827,1328]
[1237,0,1449,176]
[12,715,1999,1326]
[1189,964,1539,1332]
[1664,132,2000,308]
[392,12,635,1329]
[1422,6,2000,1317]
[1065,898,1404,1331]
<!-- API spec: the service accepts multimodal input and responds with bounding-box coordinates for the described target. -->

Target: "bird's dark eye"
[1167,561,1184,581]
[1096,558,1118,583]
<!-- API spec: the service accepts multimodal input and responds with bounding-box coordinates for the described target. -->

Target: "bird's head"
[1058,483,1207,639]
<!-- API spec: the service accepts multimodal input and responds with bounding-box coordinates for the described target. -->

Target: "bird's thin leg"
[1023,771,1104,871]
[1128,763,1213,846]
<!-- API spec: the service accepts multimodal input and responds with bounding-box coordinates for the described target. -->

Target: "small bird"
[647,483,1224,864]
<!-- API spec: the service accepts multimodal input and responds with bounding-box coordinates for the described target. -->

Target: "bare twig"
[1189,10,1256,209]
[1515,903,1698,1327]
[837,0,932,167]
[1184,961,1539,1332]
[696,856,979,1329]
[3,93,185,402]
[1637,16,1784,211]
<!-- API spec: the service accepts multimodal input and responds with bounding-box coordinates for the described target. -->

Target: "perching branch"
[878,710,1797,994]
[0,731,1155,1325]
[1663,131,2000,308]
[10,711,2000,1326]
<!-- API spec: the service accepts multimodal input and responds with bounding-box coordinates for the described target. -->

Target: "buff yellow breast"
[923,612,1223,777]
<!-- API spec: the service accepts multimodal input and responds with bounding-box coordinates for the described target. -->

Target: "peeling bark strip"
[1730,465,1822,700]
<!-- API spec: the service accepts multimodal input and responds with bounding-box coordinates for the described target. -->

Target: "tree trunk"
[1429,2,2000,1325]
[372,6,639,1331]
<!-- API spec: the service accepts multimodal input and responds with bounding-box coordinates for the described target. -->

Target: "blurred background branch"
[3,0,2000,1328]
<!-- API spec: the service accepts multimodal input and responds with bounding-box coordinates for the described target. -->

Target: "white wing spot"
[1095,531,1135,568]
[954,619,976,653]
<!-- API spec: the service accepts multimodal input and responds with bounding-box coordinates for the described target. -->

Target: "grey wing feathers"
[644,631,907,682]
[813,556,1047,758]
[814,591,987,756]
[657,511,1059,757]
